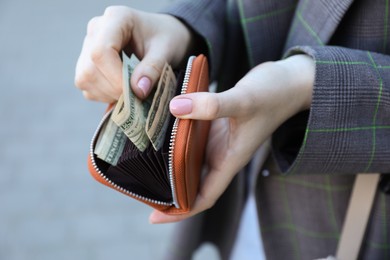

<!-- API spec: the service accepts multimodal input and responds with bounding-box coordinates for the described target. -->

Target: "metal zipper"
[89,109,173,206]
[168,56,196,208]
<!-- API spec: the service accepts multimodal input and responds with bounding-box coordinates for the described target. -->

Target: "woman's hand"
[149,54,315,224]
[75,6,194,103]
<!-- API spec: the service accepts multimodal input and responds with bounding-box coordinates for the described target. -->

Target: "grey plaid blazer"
[164,0,390,259]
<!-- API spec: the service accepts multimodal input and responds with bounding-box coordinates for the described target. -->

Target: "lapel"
[237,0,355,63]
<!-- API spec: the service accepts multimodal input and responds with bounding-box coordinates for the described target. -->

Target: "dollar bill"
[94,114,127,166]
[111,53,151,152]
[146,63,177,150]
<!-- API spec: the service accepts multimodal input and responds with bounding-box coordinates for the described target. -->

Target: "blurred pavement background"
[0,0,222,259]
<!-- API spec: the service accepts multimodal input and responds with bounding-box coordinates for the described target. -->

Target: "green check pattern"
[164,0,390,259]
[256,169,352,260]
[279,47,390,175]
[257,165,390,260]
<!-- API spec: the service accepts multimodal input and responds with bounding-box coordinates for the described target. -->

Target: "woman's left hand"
[149,54,315,224]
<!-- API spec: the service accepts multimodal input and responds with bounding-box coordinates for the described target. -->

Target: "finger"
[90,39,124,95]
[149,210,192,224]
[130,48,167,99]
[75,36,96,89]
[169,90,246,120]
[89,9,133,95]
[77,83,117,102]
[86,16,102,36]
[79,76,118,103]
[82,90,115,103]
[75,41,121,101]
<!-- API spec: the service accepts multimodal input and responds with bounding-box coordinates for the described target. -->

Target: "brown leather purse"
[88,55,210,214]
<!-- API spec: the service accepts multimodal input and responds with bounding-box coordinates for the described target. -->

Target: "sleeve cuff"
[273,46,390,174]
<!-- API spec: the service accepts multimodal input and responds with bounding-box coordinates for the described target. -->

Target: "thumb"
[130,51,167,99]
[169,91,242,120]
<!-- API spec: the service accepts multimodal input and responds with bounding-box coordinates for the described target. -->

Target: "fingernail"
[137,76,151,97]
[170,98,193,115]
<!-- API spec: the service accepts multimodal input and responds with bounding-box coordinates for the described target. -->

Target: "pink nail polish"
[170,98,193,115]
[138,77,151,97]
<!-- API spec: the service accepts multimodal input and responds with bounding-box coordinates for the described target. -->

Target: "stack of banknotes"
[95,53,177,166]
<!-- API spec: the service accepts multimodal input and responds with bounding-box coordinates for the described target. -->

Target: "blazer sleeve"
[273,46,390,175]
[161,0,226,80]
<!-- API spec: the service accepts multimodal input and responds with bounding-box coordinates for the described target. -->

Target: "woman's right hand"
[75,6,194,103]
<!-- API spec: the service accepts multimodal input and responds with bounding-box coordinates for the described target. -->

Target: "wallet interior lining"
[104,113,175,202]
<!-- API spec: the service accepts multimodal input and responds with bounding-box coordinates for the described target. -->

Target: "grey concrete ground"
[0,0,221,259]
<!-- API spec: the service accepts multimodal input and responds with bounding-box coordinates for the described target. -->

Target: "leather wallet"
[88,54,210,214]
